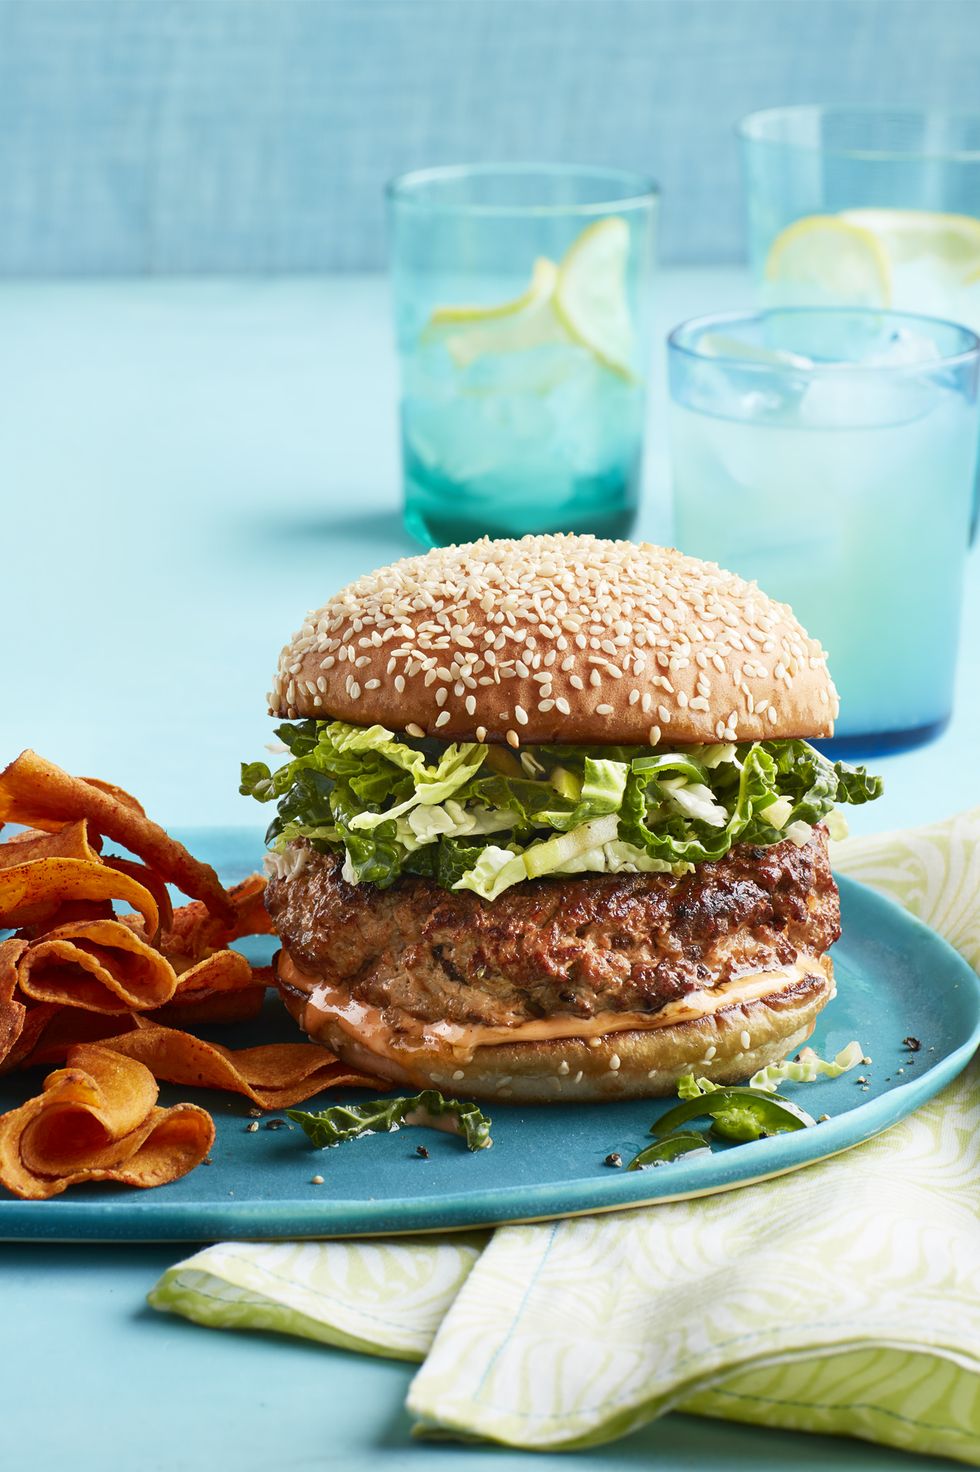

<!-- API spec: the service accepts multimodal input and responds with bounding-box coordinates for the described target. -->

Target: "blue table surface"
[0,270,974,1470]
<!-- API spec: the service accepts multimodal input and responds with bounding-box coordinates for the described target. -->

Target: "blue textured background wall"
[1,0,978,275]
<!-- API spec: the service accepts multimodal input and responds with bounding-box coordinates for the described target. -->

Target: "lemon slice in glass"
[765,215,892,307]
[554,217,635,377]
[425,257,563,368]
[839,209,980,277]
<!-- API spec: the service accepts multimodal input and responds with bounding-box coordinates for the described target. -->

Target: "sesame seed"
[596,703,614,716]
[704,1044,717,1059]
[740,1030,751,1049]
[435,710,451,728]
[311,1175,325,1185]
[475,725,487,742]
[452,1069,465,1081]
[514,705,528,725]
[406,722,425,738]
[506,729,520,748]
[609,1053,621,1070]
[557,1060,570,1075]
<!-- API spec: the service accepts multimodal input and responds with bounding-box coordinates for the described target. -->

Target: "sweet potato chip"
[150,948,267,1026]
[103,855,174,933]
[0,940,27,1068]
[0,821,101,869]
[0,1044,213,1200]
[0,858,159,935]
[16,920,178,1014]
[174,948,253,996]
[1,1005,128,1073]
[225,874,276,940]
[78,778,145,815]
[0,752,232,922]
[162,874,273,967]
[102,1019,387,1110]
[135,875,275,1013]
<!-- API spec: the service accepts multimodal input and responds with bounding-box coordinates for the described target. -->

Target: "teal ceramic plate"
[1,830,977,1241]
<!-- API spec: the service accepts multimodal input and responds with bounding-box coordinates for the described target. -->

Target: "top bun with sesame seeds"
[269,534,838,746]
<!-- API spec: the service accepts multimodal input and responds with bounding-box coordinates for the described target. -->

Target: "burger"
[242,534,881,1103]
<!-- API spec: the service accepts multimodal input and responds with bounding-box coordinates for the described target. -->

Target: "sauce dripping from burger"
[278,952,831,1072]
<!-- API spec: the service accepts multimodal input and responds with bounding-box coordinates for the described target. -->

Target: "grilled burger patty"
[266,826,840,1029]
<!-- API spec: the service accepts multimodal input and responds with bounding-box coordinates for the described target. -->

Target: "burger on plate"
[242,534,881,1102]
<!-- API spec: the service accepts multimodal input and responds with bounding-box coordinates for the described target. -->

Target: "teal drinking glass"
[387,164,658,546]
[668,307,980,757]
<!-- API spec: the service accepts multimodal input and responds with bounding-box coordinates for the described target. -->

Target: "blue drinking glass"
[668,307,980,758]
[387,164,658,547]
[739,107,980,323]
[739,106,980,538]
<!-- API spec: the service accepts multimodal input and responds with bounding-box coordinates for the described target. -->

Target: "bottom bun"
[277,950,835,1103]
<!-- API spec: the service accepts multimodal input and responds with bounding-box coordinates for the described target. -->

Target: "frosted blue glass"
[668,307,980,754]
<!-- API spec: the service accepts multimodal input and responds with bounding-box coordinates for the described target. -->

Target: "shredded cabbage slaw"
[242,721,882,898]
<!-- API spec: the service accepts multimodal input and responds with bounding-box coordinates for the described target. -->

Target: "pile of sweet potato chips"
[0,750,385,1200]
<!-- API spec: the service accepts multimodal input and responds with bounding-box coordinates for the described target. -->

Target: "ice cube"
[865,326,942,367]
[682,357,806,424]
[798,369,938,427]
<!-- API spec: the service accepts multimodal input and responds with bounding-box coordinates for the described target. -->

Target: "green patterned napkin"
[151,810,980,1462]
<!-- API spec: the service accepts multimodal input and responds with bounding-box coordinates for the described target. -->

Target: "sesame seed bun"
[270,534,837,745]
[277,952,834,1103]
